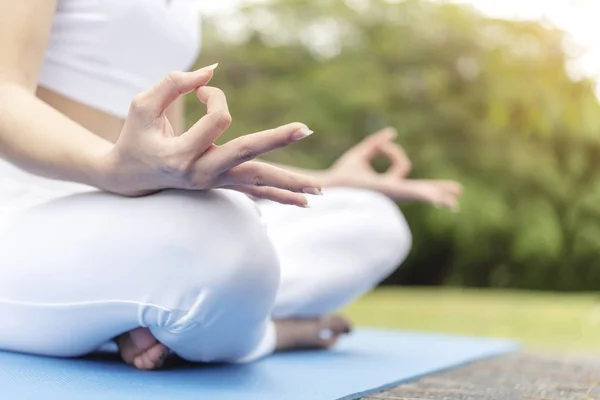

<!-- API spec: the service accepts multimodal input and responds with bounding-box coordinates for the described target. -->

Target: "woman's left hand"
[323,127,463,211]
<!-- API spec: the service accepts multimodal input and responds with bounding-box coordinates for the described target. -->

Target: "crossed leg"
[0,189,280,365]
[0,186,411,368]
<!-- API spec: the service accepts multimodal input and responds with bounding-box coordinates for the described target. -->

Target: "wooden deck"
[362,353,600,400]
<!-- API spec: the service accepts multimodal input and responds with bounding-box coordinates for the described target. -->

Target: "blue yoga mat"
[0,328,518,400]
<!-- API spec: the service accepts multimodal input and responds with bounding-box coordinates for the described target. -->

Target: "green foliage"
[191,0,600,290]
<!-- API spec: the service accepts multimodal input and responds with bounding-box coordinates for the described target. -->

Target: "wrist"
[84,142,119,193]
[88,145,158,197]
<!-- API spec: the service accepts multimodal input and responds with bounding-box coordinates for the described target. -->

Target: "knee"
[341,188,412,277]
[138,190,280,335]
[0,189,279,361]
[148,192,280,362]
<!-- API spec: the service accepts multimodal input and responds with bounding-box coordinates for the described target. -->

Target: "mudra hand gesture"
[323,127,462,211]
[104,64,320,207]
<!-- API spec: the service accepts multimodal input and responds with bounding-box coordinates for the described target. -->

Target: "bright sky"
[197,0,600,90]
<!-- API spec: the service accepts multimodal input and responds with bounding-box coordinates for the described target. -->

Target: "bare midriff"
[36,86,124,143]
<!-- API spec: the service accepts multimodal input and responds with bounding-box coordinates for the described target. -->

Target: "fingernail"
[302,203,311,209]
[291,127,314,141]
[318,329,334,341]
[200,63,219,72]
[302,187,323,196]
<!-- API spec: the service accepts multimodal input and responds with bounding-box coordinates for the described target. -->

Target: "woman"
[0,0,462,370]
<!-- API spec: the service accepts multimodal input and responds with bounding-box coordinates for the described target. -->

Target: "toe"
[318,315,353,348]
[274,315,354,352]
[133,343,170,370]
[116,327,170,370]
[116,328,155,364]
[324,315,353,334]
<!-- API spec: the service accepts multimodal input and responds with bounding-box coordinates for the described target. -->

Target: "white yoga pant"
[0,160,411,363]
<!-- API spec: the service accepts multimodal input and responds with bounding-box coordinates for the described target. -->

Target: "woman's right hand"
[100,64,320,207]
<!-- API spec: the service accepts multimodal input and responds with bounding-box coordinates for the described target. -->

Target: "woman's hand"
[100,64,320,207]
[324,127,462,210]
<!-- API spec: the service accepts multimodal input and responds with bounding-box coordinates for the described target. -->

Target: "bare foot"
[116,327,170,370]
[274,315,353,351]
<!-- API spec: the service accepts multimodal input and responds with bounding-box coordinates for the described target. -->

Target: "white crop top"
[38,0,202,118]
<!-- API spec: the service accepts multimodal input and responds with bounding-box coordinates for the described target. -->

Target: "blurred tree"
[189,0,600,291]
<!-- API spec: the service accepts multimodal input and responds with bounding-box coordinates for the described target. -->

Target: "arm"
[0,0,113,188]
[0,0,321,203]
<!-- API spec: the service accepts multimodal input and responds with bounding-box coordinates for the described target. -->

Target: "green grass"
[343,288,600,353]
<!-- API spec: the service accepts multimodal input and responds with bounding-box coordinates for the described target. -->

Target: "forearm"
[0,83,112,189]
